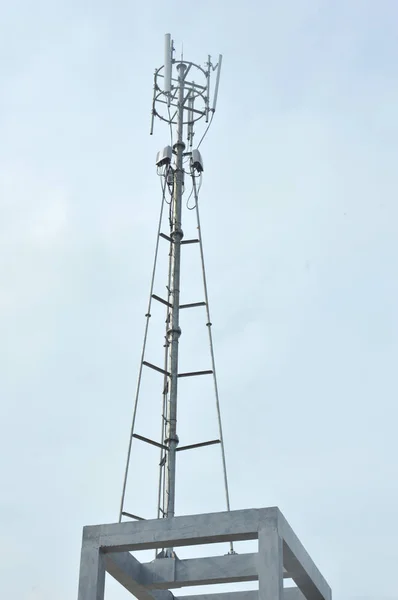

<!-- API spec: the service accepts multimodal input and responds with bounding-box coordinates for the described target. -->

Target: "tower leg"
[258,520,284,600]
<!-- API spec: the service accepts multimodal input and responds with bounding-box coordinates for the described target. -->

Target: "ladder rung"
[133,433,168,450]
[122,511,146,521]
[152,294,172,308]
[177,439,221,452]
[143,361,170,376]
[178,369,213,378]
[160,233,199,246]
[179,302,206,309]
[160,232,172,242]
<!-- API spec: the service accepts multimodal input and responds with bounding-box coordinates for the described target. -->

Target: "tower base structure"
[77,507,331,600]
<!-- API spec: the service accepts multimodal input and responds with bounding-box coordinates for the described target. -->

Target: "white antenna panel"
[212,54,223,111]
[164,33,172,93]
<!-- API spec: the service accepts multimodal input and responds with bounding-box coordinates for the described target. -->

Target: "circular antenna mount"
[153,60,209,127]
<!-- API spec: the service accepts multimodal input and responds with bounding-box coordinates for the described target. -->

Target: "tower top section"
[150,33,222,148]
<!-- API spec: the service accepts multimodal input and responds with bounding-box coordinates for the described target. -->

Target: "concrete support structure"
[77,507,331,600]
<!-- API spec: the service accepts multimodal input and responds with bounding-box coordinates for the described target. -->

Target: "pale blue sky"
[1,1,398,599]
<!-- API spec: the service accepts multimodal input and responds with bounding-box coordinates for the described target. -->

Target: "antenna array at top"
[150,34,222,147]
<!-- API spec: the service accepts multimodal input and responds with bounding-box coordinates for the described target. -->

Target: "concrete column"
[77,535,105,600]
[258,520,284,600]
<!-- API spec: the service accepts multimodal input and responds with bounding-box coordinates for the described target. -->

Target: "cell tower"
[117,35,228,546]
[77,35,332,600]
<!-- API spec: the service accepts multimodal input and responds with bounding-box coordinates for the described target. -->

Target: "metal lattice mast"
[119,36,228,553]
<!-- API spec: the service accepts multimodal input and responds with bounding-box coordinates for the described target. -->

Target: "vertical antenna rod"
[164,33,172,94]
[212,54,223,111]
[164,62,186,526]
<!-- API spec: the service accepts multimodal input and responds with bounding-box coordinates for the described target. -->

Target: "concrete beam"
[176,589,305,600]
[104,553,175,600]
[141,554,290,589]
[104,552,154,600]
[103,550,292,594]
[86,508,278,552]
[283,590,306,600]
[143,553,257,588]
[277,512,331,600]
[77,535,105,600]
[258,521,283,600]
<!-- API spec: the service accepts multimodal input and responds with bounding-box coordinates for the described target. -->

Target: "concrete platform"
[77,507,331,600]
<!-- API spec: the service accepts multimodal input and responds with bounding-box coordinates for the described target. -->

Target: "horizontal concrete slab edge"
[83,507,279,552]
